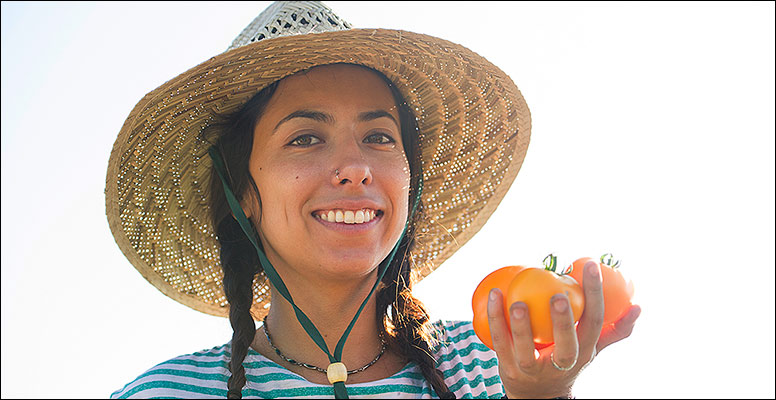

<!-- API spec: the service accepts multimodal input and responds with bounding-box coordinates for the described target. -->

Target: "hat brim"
[106,28,531,319]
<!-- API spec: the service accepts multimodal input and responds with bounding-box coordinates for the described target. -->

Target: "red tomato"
[472,266,526,350]
[567,254,634,326]
[505,267,585,345]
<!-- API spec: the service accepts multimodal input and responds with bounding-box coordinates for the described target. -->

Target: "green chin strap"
[208,146,422,399]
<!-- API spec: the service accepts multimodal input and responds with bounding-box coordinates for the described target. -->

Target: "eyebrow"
[273,110,334,133]
[272,109,399,133]
[357,110,398,126]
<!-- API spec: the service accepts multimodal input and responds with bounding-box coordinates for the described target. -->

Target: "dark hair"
[202,64,453,399]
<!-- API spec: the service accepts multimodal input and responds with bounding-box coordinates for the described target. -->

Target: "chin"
[315,249,389,279]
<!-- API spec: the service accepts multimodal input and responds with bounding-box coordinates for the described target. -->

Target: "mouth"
[313,208,384,224]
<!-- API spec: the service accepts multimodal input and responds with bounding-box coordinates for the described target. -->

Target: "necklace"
[262,316,387,375]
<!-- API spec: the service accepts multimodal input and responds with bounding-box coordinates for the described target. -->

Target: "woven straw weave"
[228,1,352,51]
[106,3,531,320]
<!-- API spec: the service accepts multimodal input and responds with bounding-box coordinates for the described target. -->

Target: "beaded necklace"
[262,316,386,375]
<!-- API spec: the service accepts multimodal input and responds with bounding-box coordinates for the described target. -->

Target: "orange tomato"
[471,266,526,350]
[567,254,634,326]
[505,267,585,344]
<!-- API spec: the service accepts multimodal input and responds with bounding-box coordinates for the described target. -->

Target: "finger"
[509,301,540,374]
[549,293,578,370]
[576,261,605,363]
[597,304,641,351]
[487,288,518,367]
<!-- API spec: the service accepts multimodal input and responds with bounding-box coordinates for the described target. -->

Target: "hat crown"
[227,1,352,51]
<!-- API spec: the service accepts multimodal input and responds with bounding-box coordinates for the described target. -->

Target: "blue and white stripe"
[111,320,505,399]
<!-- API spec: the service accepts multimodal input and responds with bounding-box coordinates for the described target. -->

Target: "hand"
[488,261,641,399]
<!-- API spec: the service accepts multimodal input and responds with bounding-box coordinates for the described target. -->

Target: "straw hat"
[105,1,531,319]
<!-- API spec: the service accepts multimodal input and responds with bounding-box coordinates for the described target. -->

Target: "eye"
[288,134,322,147]
[364,132,396,145]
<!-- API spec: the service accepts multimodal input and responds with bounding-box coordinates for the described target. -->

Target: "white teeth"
[318,209,379,224]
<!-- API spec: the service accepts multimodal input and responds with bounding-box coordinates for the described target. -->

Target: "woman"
[106,2,640,398]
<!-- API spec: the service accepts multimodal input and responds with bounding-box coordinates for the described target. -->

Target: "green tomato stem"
[600,253,622,269]
[543,253,572,276]
[543,253,558,273]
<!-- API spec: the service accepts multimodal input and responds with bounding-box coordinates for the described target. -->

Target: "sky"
[1,1,774,398]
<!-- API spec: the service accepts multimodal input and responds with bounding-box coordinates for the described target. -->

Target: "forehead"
[263,64,399,118]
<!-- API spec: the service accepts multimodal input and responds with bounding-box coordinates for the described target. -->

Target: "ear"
[237,189,259,221]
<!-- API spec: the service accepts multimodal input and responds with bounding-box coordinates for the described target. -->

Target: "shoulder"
[110,343,231,399]
[430,320,505,399]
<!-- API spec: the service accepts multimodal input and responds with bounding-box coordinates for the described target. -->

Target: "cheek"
[252,160,321,221]
[386,155,412,213]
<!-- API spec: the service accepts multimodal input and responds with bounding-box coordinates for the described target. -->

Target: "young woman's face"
[247,64,410,282]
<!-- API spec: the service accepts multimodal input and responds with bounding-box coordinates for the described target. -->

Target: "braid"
[218,216,260,399]
[203,81,280,398]
[376,226,455,399]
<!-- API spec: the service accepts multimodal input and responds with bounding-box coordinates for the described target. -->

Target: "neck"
[256,265,386,372]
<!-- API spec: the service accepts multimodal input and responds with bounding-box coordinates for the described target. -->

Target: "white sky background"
[1,1,774,398]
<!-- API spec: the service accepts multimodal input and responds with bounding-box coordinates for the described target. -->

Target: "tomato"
[567,254,634,326]
[472,266,526,350]
[472,258,584,349]
[505,267,585,344]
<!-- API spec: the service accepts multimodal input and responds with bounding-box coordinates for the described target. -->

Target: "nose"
[331,146,373,187]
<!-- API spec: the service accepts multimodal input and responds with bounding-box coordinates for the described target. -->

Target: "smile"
[314,209,382,224]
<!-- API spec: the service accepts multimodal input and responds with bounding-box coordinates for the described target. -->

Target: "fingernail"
[512,306,525,319]
[489,289,498,303]
[553,298,568,312]
[629,305,642,320]
[586,261,599,278]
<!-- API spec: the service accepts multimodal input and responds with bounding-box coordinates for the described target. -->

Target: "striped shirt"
[111,320,505,399]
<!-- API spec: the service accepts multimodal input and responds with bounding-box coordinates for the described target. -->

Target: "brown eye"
[289,134,321,147]
[364,133,395,144]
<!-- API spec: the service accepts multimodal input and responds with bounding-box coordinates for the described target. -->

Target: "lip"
[312,199,384,213]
